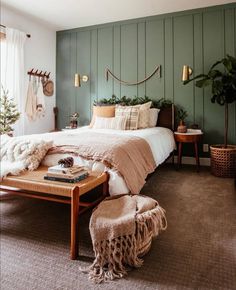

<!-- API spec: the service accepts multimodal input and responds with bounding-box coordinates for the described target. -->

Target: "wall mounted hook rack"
[27,68,51,79]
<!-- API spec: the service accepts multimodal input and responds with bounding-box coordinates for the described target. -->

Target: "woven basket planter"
[210,145,236,178]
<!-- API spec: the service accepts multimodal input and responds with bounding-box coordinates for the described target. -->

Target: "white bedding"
[42,126,176,195]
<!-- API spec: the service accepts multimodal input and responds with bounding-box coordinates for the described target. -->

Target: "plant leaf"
[183,74,207,85]
[216,95,225,105]
[222,58,232,72]
[195,78,212,88]
[208,69,222,78]
[211,95,216,103]
[226,55,236,71]
[212,80,223,95]
[209,60,222,71]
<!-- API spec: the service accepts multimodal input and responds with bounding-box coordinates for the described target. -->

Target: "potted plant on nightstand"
[183,54,236,178]
[69,112,79,128]
[176,108,188,133]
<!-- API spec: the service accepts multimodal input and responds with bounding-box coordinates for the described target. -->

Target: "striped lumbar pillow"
[93,116,127,130]
[115,106,140,130]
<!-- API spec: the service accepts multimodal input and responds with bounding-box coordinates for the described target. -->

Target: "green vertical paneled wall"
[56,3,236,148]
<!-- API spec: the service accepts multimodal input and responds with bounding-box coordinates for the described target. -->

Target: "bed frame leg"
[71,187,80,260]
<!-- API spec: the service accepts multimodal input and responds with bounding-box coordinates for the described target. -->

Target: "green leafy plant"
[183,54,236,148]
[177,108,188,123]
[0,86,20,134]
[70,112,79,121]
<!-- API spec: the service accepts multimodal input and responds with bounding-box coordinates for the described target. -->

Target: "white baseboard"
[167,156,210,166]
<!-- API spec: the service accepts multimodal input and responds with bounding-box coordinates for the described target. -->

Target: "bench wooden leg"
[102,172,109,197]
[71,188,80,260]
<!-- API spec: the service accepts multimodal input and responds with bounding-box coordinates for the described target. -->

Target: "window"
[0,33,6,91]
[0,28,26,136]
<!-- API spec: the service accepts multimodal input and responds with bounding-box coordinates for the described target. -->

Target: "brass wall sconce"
[74,73,89,87]
[182,65,193,81]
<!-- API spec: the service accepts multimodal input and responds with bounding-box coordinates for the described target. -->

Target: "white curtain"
[1,28,26,136]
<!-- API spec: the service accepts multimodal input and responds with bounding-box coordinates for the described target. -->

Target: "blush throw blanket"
[81,194,167,283]
[48,132,156,194]
[0,135,52,180]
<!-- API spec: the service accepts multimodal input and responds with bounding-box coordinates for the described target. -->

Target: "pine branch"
[0,86,20,134]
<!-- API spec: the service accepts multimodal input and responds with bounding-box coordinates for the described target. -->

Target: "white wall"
[1,5,56,135]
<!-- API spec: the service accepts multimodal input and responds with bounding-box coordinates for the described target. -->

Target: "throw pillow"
[115,106,140,130]
[149,108,160,127]
[93,116,127,130]
[90,105,116,127]
[134,101,152,129]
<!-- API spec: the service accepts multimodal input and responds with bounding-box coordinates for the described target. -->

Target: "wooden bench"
[0,166,109,259]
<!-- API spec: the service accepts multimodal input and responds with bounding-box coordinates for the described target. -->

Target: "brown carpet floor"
[1,164,236,290]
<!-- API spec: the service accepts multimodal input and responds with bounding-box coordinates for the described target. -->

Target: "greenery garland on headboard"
[94,95,173,107]
[94,95,186,122]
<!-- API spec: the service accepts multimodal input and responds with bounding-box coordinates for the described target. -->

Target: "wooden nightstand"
[174,130,203,172]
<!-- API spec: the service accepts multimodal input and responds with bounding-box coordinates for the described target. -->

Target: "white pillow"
[93,116,127,130]
[149,108,160,127]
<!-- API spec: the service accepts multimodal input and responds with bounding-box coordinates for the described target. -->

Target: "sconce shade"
[182,65,193,81]
[74,73,81,87]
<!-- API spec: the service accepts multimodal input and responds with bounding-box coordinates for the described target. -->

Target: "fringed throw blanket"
[81,194,167,283]
[0,135,53,180]
[48,132,156,194]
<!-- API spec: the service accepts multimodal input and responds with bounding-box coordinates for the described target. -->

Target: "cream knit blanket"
[82,194,167,283]
[0,135,52,180]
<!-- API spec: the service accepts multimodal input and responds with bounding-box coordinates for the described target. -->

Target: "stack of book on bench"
[44,165,89,183]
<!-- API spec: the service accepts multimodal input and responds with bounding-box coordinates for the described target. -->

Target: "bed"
[41,126,175,195]
[1,105,176,194]
[0,105,176,258]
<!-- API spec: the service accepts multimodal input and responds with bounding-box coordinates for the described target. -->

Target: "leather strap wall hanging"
[105,65,161,86]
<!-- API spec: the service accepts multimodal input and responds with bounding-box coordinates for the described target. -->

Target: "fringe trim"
[80,234,142,283]
[80,204,167,283]
[136,205,167,257]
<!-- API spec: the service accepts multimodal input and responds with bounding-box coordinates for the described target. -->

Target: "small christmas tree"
[0,86,20,134]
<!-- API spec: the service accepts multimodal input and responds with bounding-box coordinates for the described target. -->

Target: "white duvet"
[42,126,176,195]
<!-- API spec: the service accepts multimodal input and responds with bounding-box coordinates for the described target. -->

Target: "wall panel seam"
[90,30,92,118]
[120,25,121,97]
[163,18,165,99]
[137,23,138,97]
[202,12,205,132]
[172,17,174,103]
[144,21,146,96]
[75,33,77,112]
[96,28,98,101]
[234,8,236,140]
[233,8,236,55]
[112,26,114,95]
[193,14,195,122]
[223,9,226,57]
